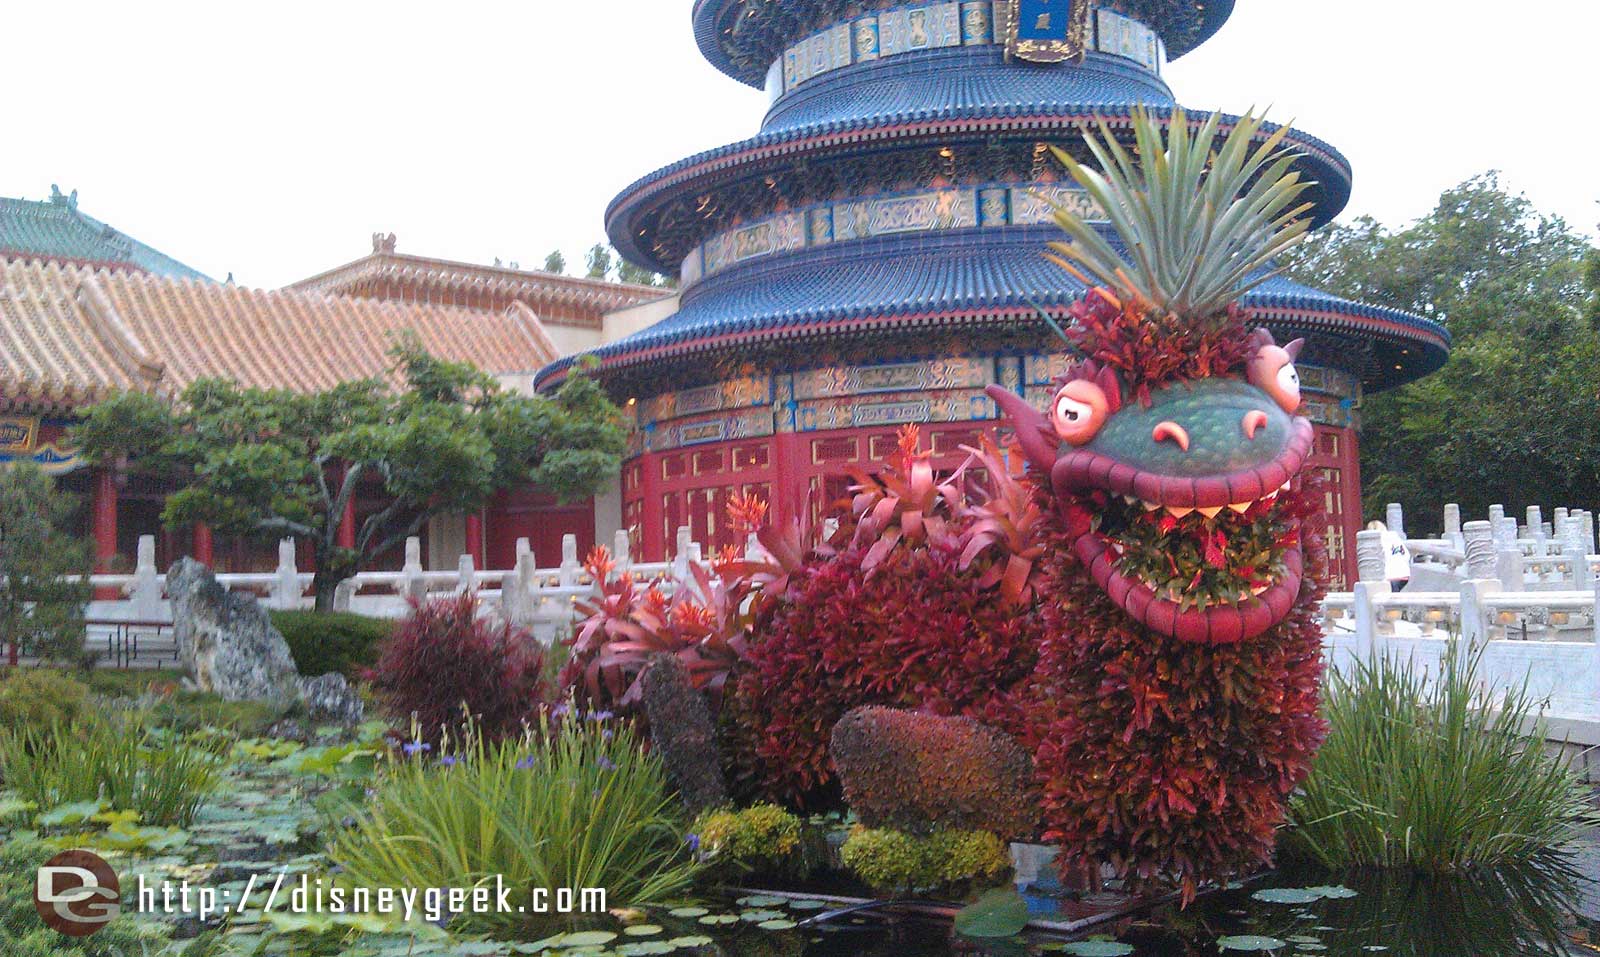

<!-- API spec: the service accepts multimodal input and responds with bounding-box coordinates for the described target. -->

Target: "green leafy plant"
[0,836,160,956]
[325,709,698,935]
[270,609,393,679]
[0,710,222,828]
[0,463,92,665]
[1046,106,1313,321]
[0,668,90,730]
[839,826,1010,894]
[689,803,805,877]
[1286,645,1596,871]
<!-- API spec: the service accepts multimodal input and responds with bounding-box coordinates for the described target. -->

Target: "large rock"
[831,706,1040,842]
[167,558,363,724]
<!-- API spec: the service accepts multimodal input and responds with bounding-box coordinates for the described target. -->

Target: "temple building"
[0,194,665,576]
[538,0,1452,587]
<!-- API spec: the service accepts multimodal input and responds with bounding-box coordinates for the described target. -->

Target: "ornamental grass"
[1286,645,1596,871]
[325,708,697,936]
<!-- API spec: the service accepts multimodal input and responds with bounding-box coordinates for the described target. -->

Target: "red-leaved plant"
[367,593,548,744]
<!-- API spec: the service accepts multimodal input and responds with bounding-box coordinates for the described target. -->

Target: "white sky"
[1,0,1594,288]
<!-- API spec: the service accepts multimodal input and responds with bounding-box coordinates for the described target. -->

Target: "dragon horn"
[985,385,1059,474]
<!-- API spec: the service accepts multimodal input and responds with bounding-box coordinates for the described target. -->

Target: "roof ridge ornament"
[49,184,80,211]
[372,232,398,254]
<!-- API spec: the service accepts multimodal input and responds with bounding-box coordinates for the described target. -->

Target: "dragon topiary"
[570,107,1331,901]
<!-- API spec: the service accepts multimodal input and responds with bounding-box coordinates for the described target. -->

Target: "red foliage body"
[1013,479,1330,902]
[729,538,1040,809]
[367,593,548,743]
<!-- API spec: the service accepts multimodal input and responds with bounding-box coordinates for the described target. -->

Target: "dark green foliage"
[0,668,90,730]
[1282,173,1600,527]
[0,836,153,956]
[73,342,625,610]
[830,706,1038,841]
[270,609,393,679]
[0,463,91,664]
[640,653,727,816]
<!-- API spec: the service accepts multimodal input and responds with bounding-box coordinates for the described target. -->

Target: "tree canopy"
[0,463,91,664]
[72,341,626,610]
[1281,173,1600,531]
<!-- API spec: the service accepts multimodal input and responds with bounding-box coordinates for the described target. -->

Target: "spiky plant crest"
[1045,106,1315,322]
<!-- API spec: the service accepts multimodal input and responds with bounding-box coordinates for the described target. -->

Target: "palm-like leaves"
[1045,106,1315,319]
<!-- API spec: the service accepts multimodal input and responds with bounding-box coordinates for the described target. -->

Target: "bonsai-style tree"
[0,462,92,665]
[73,340,625,611]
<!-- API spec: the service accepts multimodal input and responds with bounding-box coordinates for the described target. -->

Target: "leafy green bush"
[0,669,91,730]
[840,826,1010,893]
[142,689,287,737]
[326,709,697,935]
[270,609,393,679]
[0,464,92,666]
[0,710,222,827]
[690,803,804,876]
[0,836,160,956]
[1287,646,1595,871]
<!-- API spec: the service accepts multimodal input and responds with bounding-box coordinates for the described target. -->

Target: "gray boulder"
[167,558,364,724]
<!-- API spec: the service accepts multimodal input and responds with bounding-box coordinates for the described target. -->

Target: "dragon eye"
[1051,379,1109,445]
[1249,344,1303,414]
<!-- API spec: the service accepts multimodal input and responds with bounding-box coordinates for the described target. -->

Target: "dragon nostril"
[1152,421,1190,452]
[1242,410,1269,440]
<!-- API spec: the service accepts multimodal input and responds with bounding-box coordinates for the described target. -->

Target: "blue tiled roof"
[763,46,1176,132]
[541,226,1448,392]
[0,191,209,280]
[692,0,1236,88]
[606,97,1353,270]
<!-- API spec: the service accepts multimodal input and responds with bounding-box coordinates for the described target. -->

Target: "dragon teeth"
[1227,501,1252,513]
[1165,505,1194,519]
[1196,505,1224,519]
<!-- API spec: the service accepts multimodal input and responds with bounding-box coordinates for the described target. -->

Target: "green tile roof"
[0,186,209,280]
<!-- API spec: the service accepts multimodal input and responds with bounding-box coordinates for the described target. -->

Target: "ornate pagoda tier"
[539,0,1451,587]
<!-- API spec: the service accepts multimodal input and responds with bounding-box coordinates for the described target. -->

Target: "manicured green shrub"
[1287,646,1595,871]
[326,709,697,935]
[0,710,222,827]
[270,609,393,679]
[0,668,91,730]
[830,706,1038,841]
[839,826,1010,893]
[690,802,804,876]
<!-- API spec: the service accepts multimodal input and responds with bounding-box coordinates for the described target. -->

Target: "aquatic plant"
[1287,645,1596,871]
[689,802,805,877]
[839,826,1011,893]
[325,710,697,935]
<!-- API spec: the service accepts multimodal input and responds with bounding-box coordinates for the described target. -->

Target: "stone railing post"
[558,535,580,588]
[333,579,356,612]
[268,538,301,609]
[1385,502,1405,539]
[1495,547,1525,592]
[1567,544,1594,590]
[456,553,477,594]
[1583,510,1596,554]
[671,526,693,583]
[129,534,163,619]
[1350,579,1388,655]
[502,538,536,625]
[1355,529,1387,584]
[1462,520,1497,580]
[401,537,427,604]
[1525,506,1544,545]
[1443,503,1463,550]
[613,529,632,576]
[1460,578,1502,648]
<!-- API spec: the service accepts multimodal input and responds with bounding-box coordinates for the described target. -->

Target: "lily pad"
[787,899,829,910]
[667,936,713,947]
[739,908,786,922]
[1251,888,1325,905]
[953,887,1030,939]
[1059,942,1135,956]
[758,919,798,930]
[1304,885,1358,899]
[698,914,739,925]
[559,930,618,946]
[667,906,709,917]
[737,894,788,907]
[1217,936,1287,952]
[623,924,664,936]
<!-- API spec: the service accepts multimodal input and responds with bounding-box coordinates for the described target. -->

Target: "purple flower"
[515,755,537,770]
[686,833,701,853]
[552,703,573,718]
[596,756,618,772]
[602,729,614,741]
[588,710,615,722]
[402,741,431,757]
[439,755,460,767]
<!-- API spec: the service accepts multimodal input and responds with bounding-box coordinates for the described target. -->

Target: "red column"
[465,511,485,567]
[92,468,119,600]
[638,451,665,562]
[772,432,808,529]
[192,522,214,567]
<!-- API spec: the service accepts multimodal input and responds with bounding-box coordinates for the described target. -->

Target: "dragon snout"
[1242,410,1270,440]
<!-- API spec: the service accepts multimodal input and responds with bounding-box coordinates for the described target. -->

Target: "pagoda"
[539,0,1450,587]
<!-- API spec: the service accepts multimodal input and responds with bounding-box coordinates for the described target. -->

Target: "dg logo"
[35,849,121,937]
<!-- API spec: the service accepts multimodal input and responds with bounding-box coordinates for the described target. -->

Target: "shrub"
[830,706,1038,841]
[640,653,726,815]
[0,710,222,827]
[728,538,1040,809]
[689,803,804,877]
[1019,486,1330,902]
[270,609,393,679]
[839,826,1010,893]
[367,594,548,743]
[1286,645,1596,871]
[0,669,90,730]
[0,463,92,666]
[326,710,697,935]
[0,836,158,956]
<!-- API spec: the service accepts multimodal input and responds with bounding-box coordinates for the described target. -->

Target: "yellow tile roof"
[0,258,558,411]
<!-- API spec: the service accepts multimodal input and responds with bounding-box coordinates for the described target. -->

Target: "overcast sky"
[2,0,1593,288]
